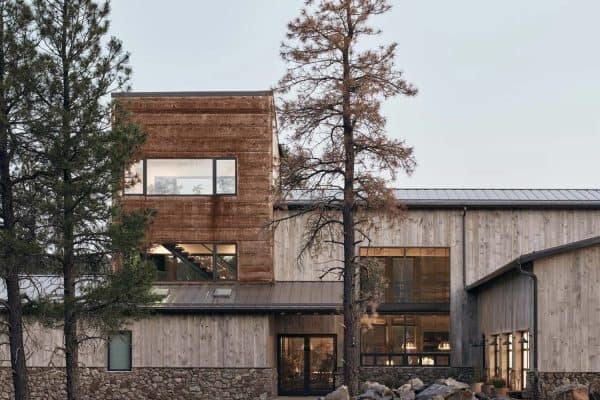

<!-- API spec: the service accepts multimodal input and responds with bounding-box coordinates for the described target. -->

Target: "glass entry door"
[278,335,336,396]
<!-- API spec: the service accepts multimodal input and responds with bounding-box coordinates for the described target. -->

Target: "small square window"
[108,331,132,371]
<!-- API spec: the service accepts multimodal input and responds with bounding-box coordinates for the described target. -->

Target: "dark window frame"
[277,334,337,396]
[494,334,501,377]
[148,242,238,282]
[107,330,132,372]
[359,247,451,305]
[360,313,451,367]
[124,157,237,196]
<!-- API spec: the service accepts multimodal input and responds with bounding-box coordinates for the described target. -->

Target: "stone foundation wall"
[0,367,275,400]
[359,367,474,388]
[526,372,600,400]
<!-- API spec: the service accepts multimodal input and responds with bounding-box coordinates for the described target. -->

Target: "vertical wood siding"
[535,245,600,372]
[274,208,600,368]
[477,271,533,335]
[0,315,272,368]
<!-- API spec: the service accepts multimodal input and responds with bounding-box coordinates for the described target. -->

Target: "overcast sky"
[110,0,599,189]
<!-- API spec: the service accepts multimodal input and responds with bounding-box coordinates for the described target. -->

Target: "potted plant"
[491,377,509,398]
[470,369,485,393]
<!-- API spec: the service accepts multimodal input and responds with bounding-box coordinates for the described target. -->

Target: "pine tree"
[32,1,159,398]
[276,0,417,395]
[0,1,43,398]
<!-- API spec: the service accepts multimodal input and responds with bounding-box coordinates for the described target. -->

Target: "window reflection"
[216,159,236,194]
[148,243,237,281]
[146,159,213,195]
[360,314,450,367]
[124,160,143,194]
[359,247,450,304]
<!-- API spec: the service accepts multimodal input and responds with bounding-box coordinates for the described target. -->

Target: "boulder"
[416,383,458,400]
[589,380,600,400]
[409,378,426,392]
[358,389,380,399]
[440,378,470,390]
[551,384,589,400]
[320,385,350,400]
[394,383,416,400]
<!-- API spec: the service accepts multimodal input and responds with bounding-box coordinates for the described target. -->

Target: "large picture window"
[124,158,236,195]
[359,247,450,304]
[148,243,237,281]
[360,314,450,367]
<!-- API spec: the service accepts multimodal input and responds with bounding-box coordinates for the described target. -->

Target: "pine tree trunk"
[0,147,29,400]
[341,4,359,393]
[5,274,29,400]
[60,2,78,395]
[0,10,29,396]
[64,259,79,400]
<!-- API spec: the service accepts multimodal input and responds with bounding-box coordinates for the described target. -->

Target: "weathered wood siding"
[477,271,533,335]
[535,244,600,372]
[0,322,105,368]
[119,95,275,282]
[275,209,600,284]
[0,315,272,368]
[465,209,600,284]
[274,208,600,367]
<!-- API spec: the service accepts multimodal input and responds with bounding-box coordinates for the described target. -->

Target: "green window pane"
[108,332,131,371]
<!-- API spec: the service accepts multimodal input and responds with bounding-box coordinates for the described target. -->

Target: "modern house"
[1,91,600,399]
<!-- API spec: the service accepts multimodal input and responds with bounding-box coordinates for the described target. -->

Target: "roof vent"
[213,288,232,298]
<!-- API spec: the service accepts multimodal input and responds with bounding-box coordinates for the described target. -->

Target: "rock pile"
[320,377,502,400]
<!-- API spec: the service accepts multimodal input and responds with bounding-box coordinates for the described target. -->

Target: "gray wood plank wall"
[535,244,600,372]
[0,315,272,368]
[273,208,600,368]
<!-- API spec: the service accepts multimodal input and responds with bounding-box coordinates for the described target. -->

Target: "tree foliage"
[276,0,417,394]
[27,1,159,398]
[0,1,45,398]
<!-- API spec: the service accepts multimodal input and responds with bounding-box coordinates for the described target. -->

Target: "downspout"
[462,206,467,287]
[517,261,539,396]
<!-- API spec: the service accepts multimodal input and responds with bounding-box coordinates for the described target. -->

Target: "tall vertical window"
[216,159,236,194]
[108,331,132,371]
[494,335,501,377]
[124,158,237,195]
[521,331,530,388]
[124,160,144,194]
[506,334,513,388]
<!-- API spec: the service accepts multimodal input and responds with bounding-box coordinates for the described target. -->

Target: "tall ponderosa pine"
[277,0,417,394]
[33,1,158,399]
[0,1,42,398]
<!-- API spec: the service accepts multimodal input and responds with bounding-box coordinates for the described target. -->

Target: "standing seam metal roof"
[283,189,600,208]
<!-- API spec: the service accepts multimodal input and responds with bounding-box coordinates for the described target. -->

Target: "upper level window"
[124,160,144,195]
[124,158,236,196]
[148,243,237,281]
[359,247,450,304]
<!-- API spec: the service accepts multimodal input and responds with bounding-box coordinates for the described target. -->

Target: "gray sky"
[110,0,599,189]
